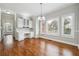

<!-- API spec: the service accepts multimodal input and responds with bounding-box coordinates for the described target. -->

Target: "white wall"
[33,16,40,38]
[76,4,79,47]
[40,4,79,46]
[0,8,1,41]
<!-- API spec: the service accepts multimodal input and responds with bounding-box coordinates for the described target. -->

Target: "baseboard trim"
[40,36,78,47]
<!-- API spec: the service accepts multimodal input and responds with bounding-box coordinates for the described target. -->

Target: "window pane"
[46,18,59,35]
[48,20,58,33]
[41,20,46,33]
[63,16,72,35]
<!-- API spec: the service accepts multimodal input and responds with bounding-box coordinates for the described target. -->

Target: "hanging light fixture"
[38,3,45,20]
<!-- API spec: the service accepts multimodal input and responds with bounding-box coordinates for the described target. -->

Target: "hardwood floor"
[0,38,79,56]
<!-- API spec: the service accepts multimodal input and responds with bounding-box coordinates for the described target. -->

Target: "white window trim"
[46,17,60,36]
[61,13,75,38]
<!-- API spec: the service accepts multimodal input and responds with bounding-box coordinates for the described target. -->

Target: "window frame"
[61,13,75,38]
[40,20,46,34]
[46,17,60,36]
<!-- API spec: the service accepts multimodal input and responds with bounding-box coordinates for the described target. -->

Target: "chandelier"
[38,3,45,21]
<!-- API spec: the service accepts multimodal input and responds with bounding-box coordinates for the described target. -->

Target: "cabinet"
[16,17,34,41]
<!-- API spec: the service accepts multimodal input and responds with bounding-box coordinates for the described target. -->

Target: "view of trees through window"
[64,17,71,34]
[48,20,58,33]
[46,18,59,34]
[41,14,73,37]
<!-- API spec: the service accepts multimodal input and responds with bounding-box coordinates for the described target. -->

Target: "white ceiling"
[0,3,74,16]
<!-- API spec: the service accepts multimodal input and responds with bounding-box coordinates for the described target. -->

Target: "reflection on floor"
[0,38,79,56]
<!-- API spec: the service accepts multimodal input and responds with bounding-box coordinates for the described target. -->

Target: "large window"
[40,13,74,38]
[61,14,74,37]
[40,20,46,34]
[46,18,59,35]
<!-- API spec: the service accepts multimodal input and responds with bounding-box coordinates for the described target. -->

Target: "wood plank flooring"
[0,38,79,56]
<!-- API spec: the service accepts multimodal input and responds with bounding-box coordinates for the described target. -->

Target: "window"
[40,20,46,34]
[46,17,59,35]
[40,13,74,38]
[61,14,74,37]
